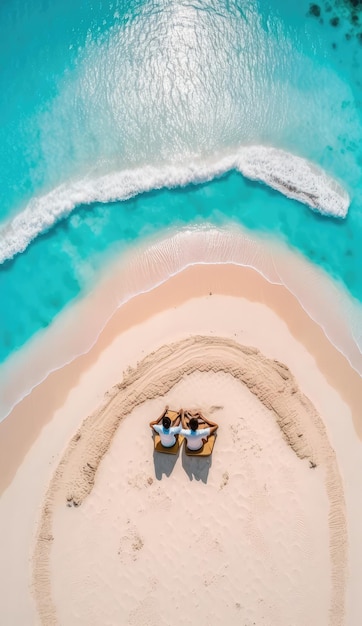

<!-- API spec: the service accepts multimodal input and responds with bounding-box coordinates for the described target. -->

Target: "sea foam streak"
[0,145,350,265]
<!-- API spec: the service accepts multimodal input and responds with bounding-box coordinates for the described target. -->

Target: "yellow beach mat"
[184,435,216,457]
[154,435,184,455]
[165,409,179,421]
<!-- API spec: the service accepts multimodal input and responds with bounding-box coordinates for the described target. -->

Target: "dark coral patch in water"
[308,3,321,17]
[347,0,362,8]
[330,16,340,26]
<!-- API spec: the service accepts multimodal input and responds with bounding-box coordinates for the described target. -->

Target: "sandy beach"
[2,1,362,625]
[0,261,362,626]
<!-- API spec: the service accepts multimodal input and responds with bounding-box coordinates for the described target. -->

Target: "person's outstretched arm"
[203,416,218,427]
[181,409,188,429]
[173,411,182,427]
[203,416,218,435]
[149,405,168,428]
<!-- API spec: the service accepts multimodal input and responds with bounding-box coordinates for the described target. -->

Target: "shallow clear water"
[1,0,362,365]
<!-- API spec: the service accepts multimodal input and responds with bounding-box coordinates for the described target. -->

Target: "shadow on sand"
[181,446,212,483]
[153,447,181,480]
[152,438,212,484]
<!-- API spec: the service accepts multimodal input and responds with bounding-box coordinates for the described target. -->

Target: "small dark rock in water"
[358,32,362,44]
[345,32,352,40]
[351,13,359,24]
[332,42,337,48]
[330,16,340,27]
[308,3,321,17]
[348,0,362,8]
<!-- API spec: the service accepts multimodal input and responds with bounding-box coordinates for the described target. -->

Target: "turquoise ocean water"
[1,0,362,368]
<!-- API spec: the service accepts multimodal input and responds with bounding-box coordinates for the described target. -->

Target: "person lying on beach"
[149,406,182,448]
[181,410,218,452]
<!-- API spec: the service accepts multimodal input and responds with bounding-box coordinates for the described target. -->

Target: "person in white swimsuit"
[149,406,182,448]
[180,410,218,451]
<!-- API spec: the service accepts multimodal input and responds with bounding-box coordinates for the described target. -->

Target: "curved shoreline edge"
[1,226,361,424]
[0,145,350,264]
[32,336,347,626]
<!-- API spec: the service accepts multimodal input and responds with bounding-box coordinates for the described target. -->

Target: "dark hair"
[162,416,171,429]
[189,417,199,431]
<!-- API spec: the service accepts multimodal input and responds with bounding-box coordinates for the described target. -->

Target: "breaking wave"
[0,145,350,265]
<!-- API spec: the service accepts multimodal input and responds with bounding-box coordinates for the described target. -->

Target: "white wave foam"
[235,146,350,216]
[0,145,350,265]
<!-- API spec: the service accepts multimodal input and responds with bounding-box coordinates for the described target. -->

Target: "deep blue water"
[1,0,362,365]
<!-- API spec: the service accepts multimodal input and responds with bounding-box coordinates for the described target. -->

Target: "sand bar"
[0,261,361,625]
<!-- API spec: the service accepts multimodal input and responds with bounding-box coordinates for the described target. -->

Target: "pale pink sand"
[0,263,361,626]
[51,371,332,626]
[1,227,361,424]
[1,264,361,495]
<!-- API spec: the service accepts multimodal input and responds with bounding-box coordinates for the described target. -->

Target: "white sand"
[51,372,332,626]
[0,263,361,626]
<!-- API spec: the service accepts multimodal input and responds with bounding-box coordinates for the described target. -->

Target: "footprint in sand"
[128,597,160,626]
[219,471,229,490]
[127,471,154,490]
[147,485,172,511]
[203,570,226,588]
[118,524,144,563]
[230,422,245,445]
[196,527,223,554]
[209,405,223,413]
